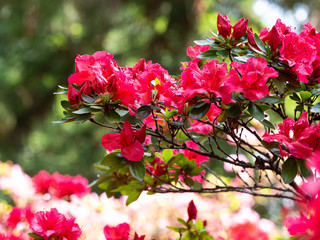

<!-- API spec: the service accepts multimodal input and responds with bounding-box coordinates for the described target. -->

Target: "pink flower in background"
[101,120,146,161]
[32,170,90,198]
[30,208,82,240]
[104,222,130,240]
[229,57,278,101]
[228,221,269,240]
[6,206,34,229]
[50,173,90,199]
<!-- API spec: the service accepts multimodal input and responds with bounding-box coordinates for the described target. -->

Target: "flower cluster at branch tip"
[53,12,320,240]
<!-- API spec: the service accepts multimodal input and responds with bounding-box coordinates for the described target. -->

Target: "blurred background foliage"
[0,0,318,183]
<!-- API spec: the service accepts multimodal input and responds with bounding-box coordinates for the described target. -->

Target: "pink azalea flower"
[229,57,278,101]
[228,221,269,240]
[32,170,52,194]
[30,208,82,240]
[104,223,130,240]
[101,120,146,161]
[217,14,248,40]
[263,112,320,159]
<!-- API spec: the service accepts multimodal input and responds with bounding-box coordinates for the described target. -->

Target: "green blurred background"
[0,0,318,182]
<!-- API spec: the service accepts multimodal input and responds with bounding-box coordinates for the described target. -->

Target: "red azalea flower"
[6,206,34,229]
[279,32,316,83]
[229,57,278,101]
[104,223,130,240]
[263,112,320,159]
[101,120,146,161]
[180,60,237,105]
[30,208,82,240]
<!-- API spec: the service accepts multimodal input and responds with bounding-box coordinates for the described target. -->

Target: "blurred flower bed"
[0,161,290,239]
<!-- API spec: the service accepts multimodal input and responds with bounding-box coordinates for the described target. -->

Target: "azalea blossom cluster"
[0,161,282,239]
[54,13,320,240]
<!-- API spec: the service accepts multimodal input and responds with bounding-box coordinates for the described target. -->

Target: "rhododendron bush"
[2,13,320,239]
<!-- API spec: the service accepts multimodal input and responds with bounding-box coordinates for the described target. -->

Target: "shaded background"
[0,0,317,182]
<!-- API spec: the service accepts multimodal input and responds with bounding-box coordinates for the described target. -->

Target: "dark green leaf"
[261,119,275,129]
[129,161,146,181]
[311,102,320,113]
[100,152,127,171]
[167,153,184,166]
[282,157,298,184]
[298,160,312,178]
[61,100,71,110]
[73,108,93,114]
[216,50,229,58]
[196,50,217,60]
[126,190,142,205]
[81,94,95,104]
[257,96,285,104]
[261,140,281,157]
[254,33,267,54]
[112,184,144,193]
[178,218,189,227]
[232,54,254,63]
[104,110,121,123]
[190,102,211,120]
[75,113,91,122]
[248,103,264,122]
[184,177,194,187]
[136,105,152,120]
[290,92,301,102]
[226,103,241,118]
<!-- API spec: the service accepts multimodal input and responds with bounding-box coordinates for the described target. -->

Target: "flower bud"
[68,85,81,105]
[217,14,232,38]
[267,25,281,52]
[232,17,248,41]
[187,200,197,222]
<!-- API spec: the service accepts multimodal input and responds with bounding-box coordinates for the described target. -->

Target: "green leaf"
[178,218,189,227]
[248,103,264,122]
[104,110,121,123]
[112,184,144,193]
[290,92,301,102]
[254,33,267,54]
[73,108,93,114]
[196,50,217,60]
[75,113,91,122]
[61,100,72,110]
[257,96,285,104]
[100,152,127,171]
[28,233,44,240]
[226,103,241,118]
[190,102,211,120]
[162,149,173,162]
[52,119,69,124]
[126,190,142,205]
[232,54,255,63]
[184,177,194,187]
[298,160,312,178]
[81,94,95,104]
[216,50,229,58]
[261,140,281,157]
[129,161,146,181]
[282,157,298,184]
[311,102,320,113]
[261,119,275,129]
[194,40,213,46]
[300,91,312,100]
[312,88,320,96]
[136,105,152,120]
